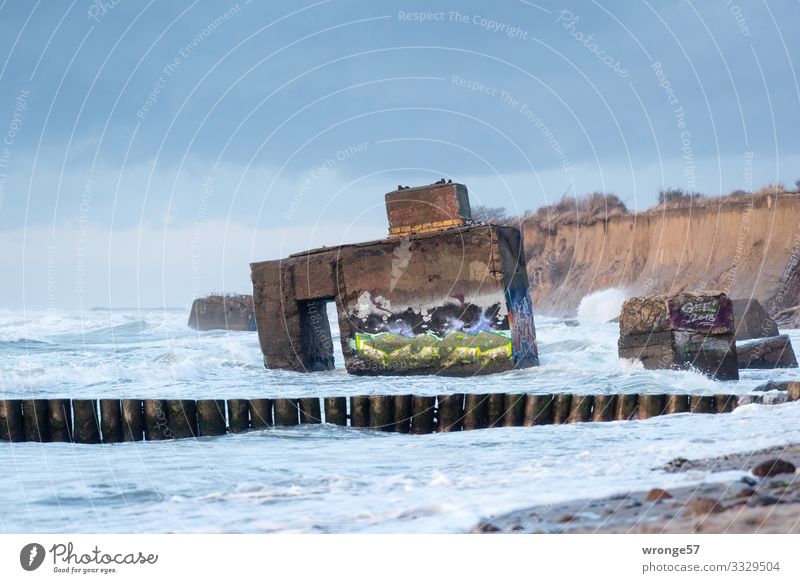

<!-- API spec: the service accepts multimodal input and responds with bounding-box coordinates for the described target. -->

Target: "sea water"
[1,302,799,533]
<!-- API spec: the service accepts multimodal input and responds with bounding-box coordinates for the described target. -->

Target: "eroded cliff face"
[524,194,800,318]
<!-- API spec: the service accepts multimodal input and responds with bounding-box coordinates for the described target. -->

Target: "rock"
[737,335,797,369]
[753,380,783,392]
[557,514,576,523]
[735,488,756,498]
[731,298,779,341]
[682,496,726,517]
[619,292,738,380]
[188,294,256,331]
[645,488,673,501]
[746,494,782,507]
[563,319,580,327]
[739,476,758,486]
[664,457,690,472]
[752,459,796,477]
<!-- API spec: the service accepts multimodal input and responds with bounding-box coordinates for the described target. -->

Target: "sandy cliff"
[523,193,800,318]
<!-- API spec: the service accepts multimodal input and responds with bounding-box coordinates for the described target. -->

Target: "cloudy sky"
[1,0,798,309]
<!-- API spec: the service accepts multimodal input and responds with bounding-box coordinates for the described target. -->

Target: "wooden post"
[121,400,144,442]
[100,399,123,443]
[665,394,689,415]
[437,394,464,432]
[715,394,737,414]
[167,400,197,439]
[487,393,506,427]
[273,398,299,427]
[591,395,616,422]
[463,394,489,431]
[249,399,273,429]
[367,395,392,431]
[638,394,666,420]
[197,399,227,436]
[298,398,322,425]
[0,400,24,442]
[73,399,100,444]
[615,394,639,421]
[552,394,572,424]
[690,395,715,414]
[410,396,435,434]
[391,395,412,433]
[523,394,554,426]
[568,395,593,423]
[143,399,169,440]
[502,393,526,427]
[228,399,251,432]
[349,396,369,428]
[323,397,347,426]
[22,399,50,442]
[47,399,72,442]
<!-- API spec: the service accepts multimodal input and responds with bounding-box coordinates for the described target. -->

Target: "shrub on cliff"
[655,187,705,208]
[525,192,628,229]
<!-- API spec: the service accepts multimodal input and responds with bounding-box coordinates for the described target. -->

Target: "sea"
[1,290,799,533]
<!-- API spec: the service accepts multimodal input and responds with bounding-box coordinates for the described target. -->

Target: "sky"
[0,0,798,309]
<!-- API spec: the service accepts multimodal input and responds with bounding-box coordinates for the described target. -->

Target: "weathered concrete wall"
[336,225,538,375]
[619,292,738,380]
[251,217,538,375]
[737,335,798,369]
[731,298,779,341]
[525,194,800,318]
[188,295,256,331]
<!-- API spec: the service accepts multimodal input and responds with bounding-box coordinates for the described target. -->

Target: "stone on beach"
[752,458,796,478]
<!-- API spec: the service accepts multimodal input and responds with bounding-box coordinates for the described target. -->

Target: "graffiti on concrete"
[507,287,537,364]
[351,329,512,368]
[668,295,734,332]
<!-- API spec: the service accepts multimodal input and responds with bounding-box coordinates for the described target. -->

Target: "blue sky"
[1,0,798,308]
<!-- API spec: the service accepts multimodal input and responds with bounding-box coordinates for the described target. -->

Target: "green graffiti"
[351,330,512,367]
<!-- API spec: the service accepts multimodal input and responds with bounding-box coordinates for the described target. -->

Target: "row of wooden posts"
[0,392,749,444]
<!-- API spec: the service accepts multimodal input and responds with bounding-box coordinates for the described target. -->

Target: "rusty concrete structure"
[188,294,256,331]
[618,292,739,380]
[250,181,539,375]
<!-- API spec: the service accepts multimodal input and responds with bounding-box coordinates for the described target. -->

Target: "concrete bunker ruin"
[618,291,739,380]
[250,181,539,375]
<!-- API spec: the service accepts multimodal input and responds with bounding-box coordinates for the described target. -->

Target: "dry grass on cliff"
[647,183,794,212]
[519,183,799,231]
[524,192,629,229]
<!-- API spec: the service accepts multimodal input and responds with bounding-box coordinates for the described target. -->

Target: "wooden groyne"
[0,391,795,443]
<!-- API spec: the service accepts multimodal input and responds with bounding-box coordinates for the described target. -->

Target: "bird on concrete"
[434,178,446,184]
[447,179,452,183]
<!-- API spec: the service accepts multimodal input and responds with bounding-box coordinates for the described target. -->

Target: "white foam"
[577,288,627,324]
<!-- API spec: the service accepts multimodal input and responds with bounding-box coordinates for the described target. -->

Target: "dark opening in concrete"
[298,298,336,371]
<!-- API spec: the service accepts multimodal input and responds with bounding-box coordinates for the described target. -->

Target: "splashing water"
[0,305,799,533]
[577,288,627,324]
